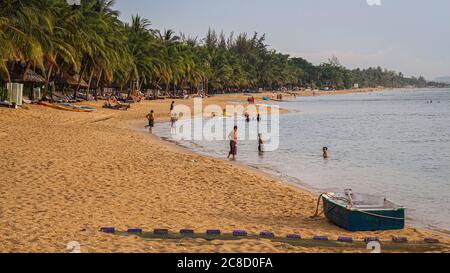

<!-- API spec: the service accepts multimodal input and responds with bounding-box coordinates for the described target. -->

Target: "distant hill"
[434,76,450,83]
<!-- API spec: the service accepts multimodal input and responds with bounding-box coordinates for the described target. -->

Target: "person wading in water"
[227,126,238,160]
[146,110,155,133]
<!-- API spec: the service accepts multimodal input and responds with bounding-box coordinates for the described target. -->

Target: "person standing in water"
[170,111,178,128]
[323,147,329,159]
[146,110,155,133]
[170,101,175,113]
[258,134,264,153]
[227,126,238,160]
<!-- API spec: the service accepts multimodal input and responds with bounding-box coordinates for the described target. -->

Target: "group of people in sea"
[145,98,330,161]
[227,112,265,160]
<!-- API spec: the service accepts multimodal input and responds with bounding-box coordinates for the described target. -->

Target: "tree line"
[0,0,443,99]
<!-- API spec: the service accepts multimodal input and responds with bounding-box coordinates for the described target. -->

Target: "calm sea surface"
[154,89,450,232]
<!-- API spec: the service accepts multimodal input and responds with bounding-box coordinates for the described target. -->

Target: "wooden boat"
[39,102,96,112]
[321,189,405,231]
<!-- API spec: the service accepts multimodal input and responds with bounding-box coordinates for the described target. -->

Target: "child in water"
[146,110,155,133]
[323,147,329,159]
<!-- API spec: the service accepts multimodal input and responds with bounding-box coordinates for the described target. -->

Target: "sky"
[115,0,450,80]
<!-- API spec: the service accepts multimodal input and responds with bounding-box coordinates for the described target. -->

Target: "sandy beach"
[1,90,449,253]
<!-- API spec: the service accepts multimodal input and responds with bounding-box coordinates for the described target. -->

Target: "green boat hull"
[323,196,405,231]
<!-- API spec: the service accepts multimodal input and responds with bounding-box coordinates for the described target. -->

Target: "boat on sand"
[39,102,96,112]
[319,189,405,231]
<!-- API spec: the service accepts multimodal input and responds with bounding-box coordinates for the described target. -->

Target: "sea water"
[153,89,450,232]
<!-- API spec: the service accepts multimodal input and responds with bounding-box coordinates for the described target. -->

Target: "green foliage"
[0,0,435,94]
[0,85,6,101]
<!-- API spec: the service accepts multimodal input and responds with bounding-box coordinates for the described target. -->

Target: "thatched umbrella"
[18,69,46,100]
[23,69,45,83]
[64,74,88,88]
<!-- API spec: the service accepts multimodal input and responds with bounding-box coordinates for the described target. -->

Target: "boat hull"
[322,196,405,231]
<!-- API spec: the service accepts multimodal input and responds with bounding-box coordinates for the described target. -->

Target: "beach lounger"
[0,101,17,108]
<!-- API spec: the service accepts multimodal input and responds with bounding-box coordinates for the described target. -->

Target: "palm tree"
[0,1,432,95]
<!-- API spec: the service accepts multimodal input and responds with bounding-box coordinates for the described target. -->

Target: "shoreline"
[139,116,450,237]
[1,88,449,253]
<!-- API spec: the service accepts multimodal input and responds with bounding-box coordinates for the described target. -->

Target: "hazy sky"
[115,0,449,80]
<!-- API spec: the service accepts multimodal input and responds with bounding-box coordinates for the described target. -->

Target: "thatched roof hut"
[64,74,89,88]
[23,69,45,83]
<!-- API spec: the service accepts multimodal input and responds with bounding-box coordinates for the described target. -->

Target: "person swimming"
[323,147,329,159]
[244,112,250,123]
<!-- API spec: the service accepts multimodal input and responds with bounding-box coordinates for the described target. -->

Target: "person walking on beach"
[257,113,261,122]
[170,101,175,113]
[323,147,329,159]
[227,126,238,160]
[146,110,155,133]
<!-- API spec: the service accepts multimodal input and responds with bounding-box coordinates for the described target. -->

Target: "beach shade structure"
[260,231,275,238]
[180,229,195,235]
[286,234,301,240]
[127,228,143,234]
[233,230,248,237]
[63,73,89,88]
[153,229,169,235]
[364,237,380,243]
[22,69,45,83]
[337,236,353,243]
[424,238,440,244]
[392,236,408,243]
[206,230,221,235]
[313,236,329,241]
[100,227,115,234]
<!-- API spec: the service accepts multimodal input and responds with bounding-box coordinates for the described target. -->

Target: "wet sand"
[0,90,448,253]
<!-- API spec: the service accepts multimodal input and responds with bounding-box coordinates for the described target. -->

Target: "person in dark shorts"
[227,126,238,160]
[258,133,264,153]
[146,110,155,133]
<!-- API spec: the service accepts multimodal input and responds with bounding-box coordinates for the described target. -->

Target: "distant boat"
[39,102,96,112]
[321,189,405,231]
